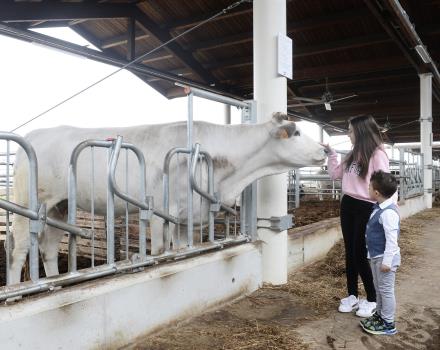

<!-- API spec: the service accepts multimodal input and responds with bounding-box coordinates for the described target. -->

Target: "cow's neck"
[211,122,289,204]
[218,150,288,205]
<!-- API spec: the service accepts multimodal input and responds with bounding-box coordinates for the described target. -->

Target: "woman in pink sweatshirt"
[323,115,390,318]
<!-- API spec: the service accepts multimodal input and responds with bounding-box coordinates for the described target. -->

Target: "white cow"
[11,112,325,284]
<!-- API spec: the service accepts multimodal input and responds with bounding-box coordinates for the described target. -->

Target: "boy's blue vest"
[365,203,400,257]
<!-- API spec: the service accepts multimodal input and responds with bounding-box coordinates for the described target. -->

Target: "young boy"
[360,170,400,335]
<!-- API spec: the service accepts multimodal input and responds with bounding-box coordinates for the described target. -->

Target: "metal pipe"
[125,148,129,260]
[294,169,300,209]
[163,147,190,250]
[5,140,11,284]
[68,140,114,271]
[0,132,38,281]
[206,153,215,242]
[46,217,91,238]
[0,197,90,239]
[107,146,115,265]
[187,92,194,248]
[108,137,178,224]
[176,83,250,109]
[190,144,237,216]
[90,146,95,267]
[0,235,248,301]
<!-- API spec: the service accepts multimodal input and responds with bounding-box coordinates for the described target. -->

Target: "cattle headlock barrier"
[0,87,260,301]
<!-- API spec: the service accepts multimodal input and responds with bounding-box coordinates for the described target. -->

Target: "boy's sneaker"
[356,299,376,317]
[361,317,397,335]
[360,311,382,327]
[338,295,359,313]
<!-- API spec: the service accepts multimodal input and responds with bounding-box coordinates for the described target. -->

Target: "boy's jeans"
[369,255,400,323]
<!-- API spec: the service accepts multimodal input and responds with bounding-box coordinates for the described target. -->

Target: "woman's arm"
[326,147,344,180]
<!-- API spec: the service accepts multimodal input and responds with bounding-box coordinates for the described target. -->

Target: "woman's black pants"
[340,194,376,302]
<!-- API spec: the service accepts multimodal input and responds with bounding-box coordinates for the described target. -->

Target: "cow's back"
[14,123,193,210]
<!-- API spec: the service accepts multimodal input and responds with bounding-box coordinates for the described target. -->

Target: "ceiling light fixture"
[415,44,432,64]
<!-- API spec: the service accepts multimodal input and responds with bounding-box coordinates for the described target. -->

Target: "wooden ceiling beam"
[363,0,440,102]
[297,72,416,92]
[230,56,411,91]
[204,33,392,70]
[142,51,173,64]
[294,68,415,88]
[188,8,368,52]
[299,83,418,98]
[0,3,134,22]
[101,29,150,49]
[323,106,421,121]
[133,8,219,85]
[165,5,252,31]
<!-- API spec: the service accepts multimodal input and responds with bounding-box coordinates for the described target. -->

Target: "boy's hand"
[380,264,391,272]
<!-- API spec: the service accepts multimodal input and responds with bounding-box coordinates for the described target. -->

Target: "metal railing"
[0,133,90,285]
[0,89,258,301]
[289,148,427,208]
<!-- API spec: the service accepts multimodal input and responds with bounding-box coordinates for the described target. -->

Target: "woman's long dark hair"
[344,115,383,179]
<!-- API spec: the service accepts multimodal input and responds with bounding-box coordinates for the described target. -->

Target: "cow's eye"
[294,130,300,136]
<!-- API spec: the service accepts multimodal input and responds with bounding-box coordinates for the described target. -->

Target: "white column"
[420,73,433,208]
[254,0,287,284]
[224,104,231,125]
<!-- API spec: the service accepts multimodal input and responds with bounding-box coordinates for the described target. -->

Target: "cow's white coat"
[11,114,325,283]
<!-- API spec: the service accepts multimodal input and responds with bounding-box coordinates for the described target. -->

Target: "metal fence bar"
[107,146,116,265]
[0,132,87,283]
[0,132,38,282]
[5,140,11,284]
[187,92,194,249]
[90,146,95,268]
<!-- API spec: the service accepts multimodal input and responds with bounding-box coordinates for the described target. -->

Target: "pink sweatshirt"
[328,147,390,203]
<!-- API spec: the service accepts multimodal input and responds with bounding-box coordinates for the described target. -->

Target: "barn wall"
[287,194,429,271]
[399,195,428,219]
[288,217,342,271]
[0,244,262,350]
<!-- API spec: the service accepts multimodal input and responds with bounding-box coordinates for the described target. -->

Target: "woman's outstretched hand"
[319,143,332,155]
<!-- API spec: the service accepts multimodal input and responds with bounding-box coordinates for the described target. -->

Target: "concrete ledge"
[0,244,262,350]
[288,217,342,271]
[399,195,427,219]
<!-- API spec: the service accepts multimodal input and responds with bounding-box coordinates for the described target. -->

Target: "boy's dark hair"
[370,170,398,198]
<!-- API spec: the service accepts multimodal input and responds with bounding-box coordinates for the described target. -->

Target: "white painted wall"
[288,218,342,271]
[0,245,262,350]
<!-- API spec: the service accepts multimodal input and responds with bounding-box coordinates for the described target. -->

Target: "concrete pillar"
[254,0,288,284]
[420,73,433,208]
[224,104,231,125]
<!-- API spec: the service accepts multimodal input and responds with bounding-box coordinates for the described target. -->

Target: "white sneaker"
[355,299,376,317]
[338,295,359,313]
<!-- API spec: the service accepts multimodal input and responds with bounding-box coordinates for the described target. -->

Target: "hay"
[127,208,436,349]
[132,318,309,350]
[278,208,433,315]
[278,240,346,316]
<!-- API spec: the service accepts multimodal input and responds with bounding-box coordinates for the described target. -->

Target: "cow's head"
[268,112,326,167]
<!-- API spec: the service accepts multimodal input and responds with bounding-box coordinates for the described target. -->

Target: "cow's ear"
[272,112,287,124]
[271,122,297,139]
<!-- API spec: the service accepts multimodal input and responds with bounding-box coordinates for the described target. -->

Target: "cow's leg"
[150,216,164,255]
[9,214,30,285]
[38,207,66,277]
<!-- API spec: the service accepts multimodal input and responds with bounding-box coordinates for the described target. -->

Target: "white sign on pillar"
[277,33,292,79]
